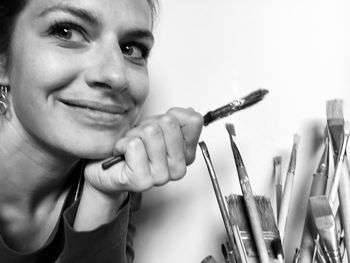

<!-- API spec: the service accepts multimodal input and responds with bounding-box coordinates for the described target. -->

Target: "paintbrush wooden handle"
[278,172,294,242]
[237,167,270,263]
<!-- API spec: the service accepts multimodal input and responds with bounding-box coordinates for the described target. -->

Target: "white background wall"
[134,1,350,262]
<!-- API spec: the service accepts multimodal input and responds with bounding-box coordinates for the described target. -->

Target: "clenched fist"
[84,107,203,196]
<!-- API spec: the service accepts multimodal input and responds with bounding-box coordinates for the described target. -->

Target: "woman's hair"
[0,0,158,56]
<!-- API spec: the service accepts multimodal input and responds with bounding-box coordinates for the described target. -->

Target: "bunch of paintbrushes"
[199,124,283,263]
[296,99,350,263]
[199,98,350,262]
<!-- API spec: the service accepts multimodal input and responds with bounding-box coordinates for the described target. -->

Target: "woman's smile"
[59,98,130,125]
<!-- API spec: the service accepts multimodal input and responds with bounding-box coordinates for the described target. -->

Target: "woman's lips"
[59,98,128,114]
[59,98,129,125]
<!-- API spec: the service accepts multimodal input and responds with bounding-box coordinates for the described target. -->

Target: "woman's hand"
[84,107,203,196]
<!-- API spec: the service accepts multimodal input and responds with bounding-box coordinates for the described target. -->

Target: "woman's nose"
[85,44,128,91]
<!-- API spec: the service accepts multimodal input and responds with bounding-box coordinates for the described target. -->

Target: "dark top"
[0,162,138,263]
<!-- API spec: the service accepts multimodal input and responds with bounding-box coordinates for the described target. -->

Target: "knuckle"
[143,123,162,138]
[127,137,143,152]
[190,111,204,126]
[160,114,178,128]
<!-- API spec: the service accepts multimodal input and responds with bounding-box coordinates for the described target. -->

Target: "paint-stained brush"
[199,141,237,263]
[273,156,283,220]
[203,89,269,126]
[226,123,270,263]
[309,196,341,263]
[227,194,283,262]
[278,134,300,242]
[299,130,329,262]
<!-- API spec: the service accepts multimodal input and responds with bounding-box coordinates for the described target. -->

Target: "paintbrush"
[101,89,269,169]
[199,141,237,263]
[278,134,300,242]
[309,196,341,263]
[225,123,270,262]
[299,130,330,262]
[326,99,350,260]
[203,89,269,126]
[227,194,283,262]
[273,156,283,221]
[225,196,250,263]
[327,121,350,206]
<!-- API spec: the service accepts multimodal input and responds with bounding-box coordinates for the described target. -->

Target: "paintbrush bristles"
[293,134,301,147]
[310,196,333,219]
[287,134,300,174]
[225,123,236,136]
[326,99,344,121]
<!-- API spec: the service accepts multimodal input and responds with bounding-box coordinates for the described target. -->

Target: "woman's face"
[5,0,154,159]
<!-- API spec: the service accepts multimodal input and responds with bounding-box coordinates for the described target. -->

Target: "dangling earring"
[0,85,9,115]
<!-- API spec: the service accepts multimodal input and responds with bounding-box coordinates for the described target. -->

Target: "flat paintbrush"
[225,123,270,263]
[227,194,283,262]
[278,134,301,242]
[225,196,249,263]
[299,130,329,262]
[199,141,237,263]
[273,156,283,221]
[102,89,269,169]
[309,196,341,263]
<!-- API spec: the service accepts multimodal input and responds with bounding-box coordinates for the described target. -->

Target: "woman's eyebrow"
[38,4,100,25]
[125,29,154,43]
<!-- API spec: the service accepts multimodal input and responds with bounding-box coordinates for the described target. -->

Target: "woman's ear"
[0,54,9,85]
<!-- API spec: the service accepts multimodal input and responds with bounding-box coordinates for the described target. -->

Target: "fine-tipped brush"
[102,89,269,169]
[199,141,237,263]
[278,134,301,242]
[225,123,270,263]
[326,99,350,260]
[299,130,329,262]
[309,196,341,263]
[273,156,283,220]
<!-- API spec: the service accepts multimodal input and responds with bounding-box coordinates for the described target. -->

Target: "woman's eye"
[48,22,87,43]
[122,43,150,61]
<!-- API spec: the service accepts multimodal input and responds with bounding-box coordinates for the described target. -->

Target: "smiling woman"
[0,0,203,262]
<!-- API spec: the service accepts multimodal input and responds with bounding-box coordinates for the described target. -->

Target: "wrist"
[73,183,129,231]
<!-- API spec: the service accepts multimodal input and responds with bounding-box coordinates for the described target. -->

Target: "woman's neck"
[0,117,79,214]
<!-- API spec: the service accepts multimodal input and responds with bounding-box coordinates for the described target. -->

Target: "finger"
[129,114,187,180]
[114,136,153,191]
[166,107,203,164]
[157,114,186,180]
[117,124,170,186]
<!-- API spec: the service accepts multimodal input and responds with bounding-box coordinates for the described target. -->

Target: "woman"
[0,0,203,262]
